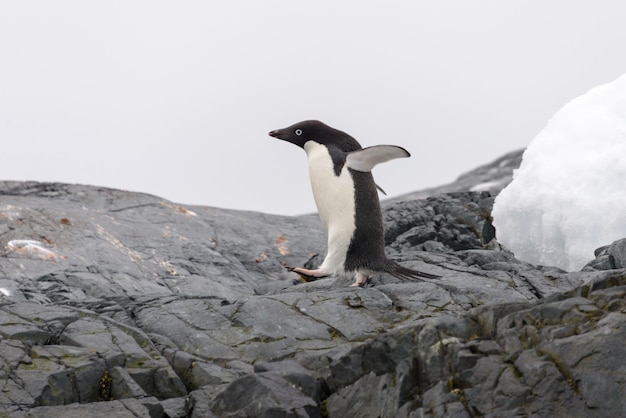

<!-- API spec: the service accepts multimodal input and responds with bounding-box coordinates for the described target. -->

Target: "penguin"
[268,120,440,287]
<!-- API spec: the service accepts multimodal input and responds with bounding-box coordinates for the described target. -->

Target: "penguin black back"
[344,168,386,271]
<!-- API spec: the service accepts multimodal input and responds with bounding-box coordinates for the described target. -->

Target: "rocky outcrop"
[585,238,626,271]
[0,149,624,417]
[323,272,626,417]
[390,148,524,202]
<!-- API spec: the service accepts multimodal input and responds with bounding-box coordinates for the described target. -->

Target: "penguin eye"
[295,129,302,136]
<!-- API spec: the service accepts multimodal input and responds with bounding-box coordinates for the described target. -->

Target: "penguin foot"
[350,272,369,287]
[287,267,329,282]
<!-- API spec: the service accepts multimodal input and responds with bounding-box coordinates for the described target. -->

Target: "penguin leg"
[289,267,330,281]
[350,271,369,287]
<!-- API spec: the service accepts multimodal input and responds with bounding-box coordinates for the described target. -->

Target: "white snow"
[492,74,626,271]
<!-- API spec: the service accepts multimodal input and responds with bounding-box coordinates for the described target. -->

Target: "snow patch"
[492,74,626,271]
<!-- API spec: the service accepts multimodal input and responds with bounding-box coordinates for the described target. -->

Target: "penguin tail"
[382,260,440,281]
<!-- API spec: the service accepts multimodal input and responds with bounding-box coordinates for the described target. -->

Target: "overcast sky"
[1,1,625,215]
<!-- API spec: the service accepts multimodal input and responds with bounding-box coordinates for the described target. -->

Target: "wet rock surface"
[0,155,625,417]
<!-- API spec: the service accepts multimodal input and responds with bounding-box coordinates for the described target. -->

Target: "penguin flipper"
[346,145,411,172]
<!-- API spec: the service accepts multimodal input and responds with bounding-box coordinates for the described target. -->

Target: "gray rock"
[254,359,323,403]
[390,148,524,202]
[1,150,625,417]
[109,366,148,399]
[584,238,626,271]
[163,349,238,390]
[384,192,497,252]
[608,238,626,268]
[187,386,223,418]
[209,372,320,418]
[160,397,187,418]
[584,254,615,270]
[8,397,163,417]
[324,273,626,417]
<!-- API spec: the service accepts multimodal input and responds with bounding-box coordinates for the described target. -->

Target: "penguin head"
[268,120,326,148]
[269,120,361,152]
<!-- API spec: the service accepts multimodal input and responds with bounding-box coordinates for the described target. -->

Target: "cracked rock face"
[0,156,625,417]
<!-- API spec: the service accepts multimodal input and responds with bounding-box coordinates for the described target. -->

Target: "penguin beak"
[268,130,281,138]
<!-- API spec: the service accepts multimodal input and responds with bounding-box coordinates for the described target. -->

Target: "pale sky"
[1,1,625,215]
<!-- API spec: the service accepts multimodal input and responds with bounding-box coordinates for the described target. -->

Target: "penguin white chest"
[303,141,356,274]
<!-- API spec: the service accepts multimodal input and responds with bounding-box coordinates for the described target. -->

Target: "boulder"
[585,238,626,271]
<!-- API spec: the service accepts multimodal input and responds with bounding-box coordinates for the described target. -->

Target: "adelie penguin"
[268,120,440,287]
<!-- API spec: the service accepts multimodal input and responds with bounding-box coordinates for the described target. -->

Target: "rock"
[9,397,164,417]
[390,149,524,202]
[583,254,615,271]
[209,372,320,418]
[109,366,148,399]
[253,359,323,403]
[323,273,626,417]
[608,238,626,268]
[0,150,624,417]
[584,238,626,271]
[384,192,496,252]
[160,397,187,418]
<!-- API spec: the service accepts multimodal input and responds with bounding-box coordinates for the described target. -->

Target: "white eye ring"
[295,129,302,136]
